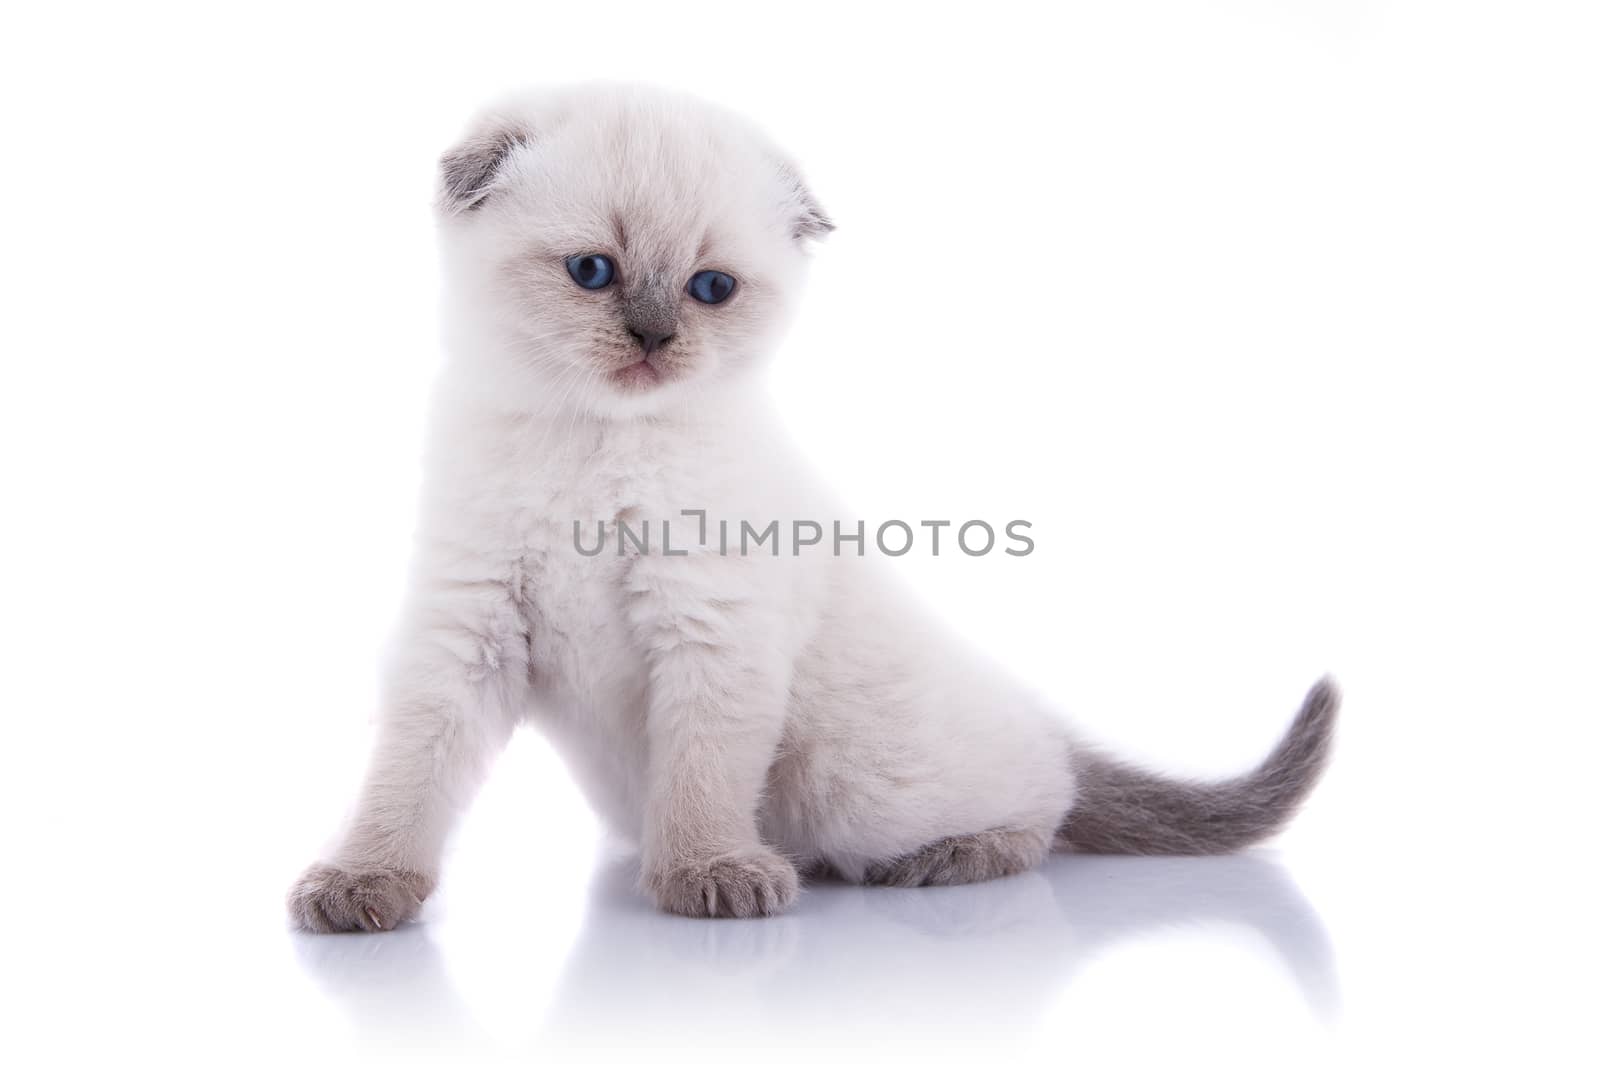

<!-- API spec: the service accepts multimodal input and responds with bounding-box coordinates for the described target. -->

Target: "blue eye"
[566,254,615,290]
[687,270,736,305]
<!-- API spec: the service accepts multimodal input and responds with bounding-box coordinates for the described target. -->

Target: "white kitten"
[288,84,1337,929]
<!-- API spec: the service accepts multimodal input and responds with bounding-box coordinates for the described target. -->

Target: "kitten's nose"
[628,327,674,356]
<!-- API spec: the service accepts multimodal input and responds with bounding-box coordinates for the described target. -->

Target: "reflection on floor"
[294,850,1334,1061]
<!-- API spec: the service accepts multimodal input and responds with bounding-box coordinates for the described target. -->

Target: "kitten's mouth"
[611,359,664,390]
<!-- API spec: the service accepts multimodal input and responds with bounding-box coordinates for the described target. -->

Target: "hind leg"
[864,827,1051,888]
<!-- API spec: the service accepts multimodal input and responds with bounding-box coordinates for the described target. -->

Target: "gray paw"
[647,848,800,918]
[287,863,435,933]
[865,828,1049,888]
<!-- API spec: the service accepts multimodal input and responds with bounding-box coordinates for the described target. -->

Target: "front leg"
[289,583,526,932]
[631,560,801,918]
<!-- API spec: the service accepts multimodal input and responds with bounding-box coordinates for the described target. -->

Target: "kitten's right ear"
[437,119,532,216]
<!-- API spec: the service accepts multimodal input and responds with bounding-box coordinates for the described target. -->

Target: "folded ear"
[792,185,835,242]
[437,118,532,216]
[775,160,835,242]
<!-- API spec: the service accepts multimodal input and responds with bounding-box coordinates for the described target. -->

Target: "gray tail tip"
[1277,673,1341,791]
[1303,674,1342,726]
[1236,672,1342,845]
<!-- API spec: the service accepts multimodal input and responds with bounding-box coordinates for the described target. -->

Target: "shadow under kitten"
[294,848,1336,1058]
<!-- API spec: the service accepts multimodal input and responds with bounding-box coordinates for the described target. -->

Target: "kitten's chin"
[610,360,664,391]
[587,358,691,420]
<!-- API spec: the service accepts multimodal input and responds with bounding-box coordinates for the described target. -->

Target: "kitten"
[288,84,1338,930]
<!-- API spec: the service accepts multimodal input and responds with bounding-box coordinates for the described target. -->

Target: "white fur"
[293,85,1075,924]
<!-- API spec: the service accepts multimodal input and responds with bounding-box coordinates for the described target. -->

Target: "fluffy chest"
[484,423,711,706]
[429,403,793,703]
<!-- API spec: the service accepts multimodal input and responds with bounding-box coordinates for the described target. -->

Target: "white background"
[3,2,1596,1064]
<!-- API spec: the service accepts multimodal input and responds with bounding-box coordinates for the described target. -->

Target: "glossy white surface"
[296,849,1339,1063]
[12,693,1592,1065]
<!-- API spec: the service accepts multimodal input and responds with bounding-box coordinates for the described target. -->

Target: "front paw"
[646,848,800,918]
[287,863,435,933]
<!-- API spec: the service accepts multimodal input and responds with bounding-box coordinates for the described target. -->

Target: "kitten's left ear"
[437,118,532,217]
[777,161,835,243]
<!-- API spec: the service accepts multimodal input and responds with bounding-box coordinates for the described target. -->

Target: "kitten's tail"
[1055,677,1339,855]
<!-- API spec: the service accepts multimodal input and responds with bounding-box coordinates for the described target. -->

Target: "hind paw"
[865,828,1049,887]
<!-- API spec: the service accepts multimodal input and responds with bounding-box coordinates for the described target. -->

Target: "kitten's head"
[435,84,830,418]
